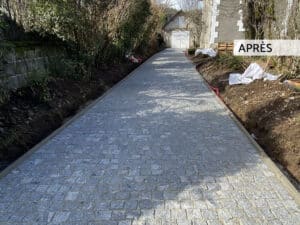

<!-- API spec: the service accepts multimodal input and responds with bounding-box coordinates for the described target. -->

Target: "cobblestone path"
[0,49,299,225]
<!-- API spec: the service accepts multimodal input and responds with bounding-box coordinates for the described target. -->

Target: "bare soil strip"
[191,55,300,186]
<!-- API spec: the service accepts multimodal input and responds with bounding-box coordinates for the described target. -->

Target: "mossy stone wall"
[0,42,63,89]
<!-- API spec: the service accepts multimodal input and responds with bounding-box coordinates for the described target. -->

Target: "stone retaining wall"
[0,43,63,90]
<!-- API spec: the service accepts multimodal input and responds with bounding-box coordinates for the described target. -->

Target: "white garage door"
[171,31,190,49]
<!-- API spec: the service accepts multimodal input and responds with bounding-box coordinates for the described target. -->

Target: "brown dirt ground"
[0,59,146,171]
[191,54,300,185]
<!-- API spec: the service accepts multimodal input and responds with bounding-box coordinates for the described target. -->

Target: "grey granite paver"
[0,49,299,224]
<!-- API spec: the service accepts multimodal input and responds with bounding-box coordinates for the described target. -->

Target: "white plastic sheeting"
[195,48,217,57]
[229,73,252,85]
[263,73,279,81]
[229,63,279,85]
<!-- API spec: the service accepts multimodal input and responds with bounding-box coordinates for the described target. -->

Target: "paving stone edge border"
[0,52,158,180]
[197,70,300,206]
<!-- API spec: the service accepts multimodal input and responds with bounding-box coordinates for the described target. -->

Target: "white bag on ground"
[243,63,264,80]
[229,63,279,85]
[229,73,252,85]
[264,73,279,81]
[195,48,217,57]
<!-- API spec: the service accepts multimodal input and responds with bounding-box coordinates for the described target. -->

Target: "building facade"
[200,0,245,48]
[163,11,200,49]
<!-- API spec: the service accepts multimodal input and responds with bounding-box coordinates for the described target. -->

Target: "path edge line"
[196,69,300,205]
[0,51,159,180]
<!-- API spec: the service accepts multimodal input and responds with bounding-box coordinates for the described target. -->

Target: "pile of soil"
[0,60,144,171]
[192,55,300,185]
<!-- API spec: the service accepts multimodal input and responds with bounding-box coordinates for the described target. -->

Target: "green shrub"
[2,0,164,67]
[216,54,244,70]
[48,56,88,80]
[188,48,196,55]
[27,69,51,103]
[13,1,155,60]
[95,44,124,65]
[0,42,13,63]
[0,85,10,105]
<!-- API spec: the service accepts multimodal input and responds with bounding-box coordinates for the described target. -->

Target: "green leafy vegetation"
[1,0,164,65]
[48,56,89,81]
[27,69,51,103]
[216,54,244,71]
[187,48,196,55]
[0,85,10,105]
[0,0,169,100]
